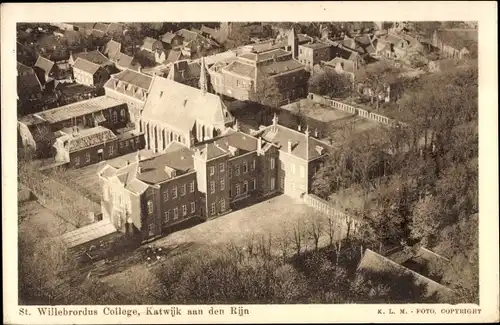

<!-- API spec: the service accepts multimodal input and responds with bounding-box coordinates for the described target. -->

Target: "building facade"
[72,58,110,88]
[298,42,333,70]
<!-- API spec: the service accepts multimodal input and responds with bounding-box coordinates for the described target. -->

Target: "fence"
[308,93,407,127]
[303,193,362,238]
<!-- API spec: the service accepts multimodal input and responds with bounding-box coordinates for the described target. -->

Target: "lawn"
[19,200,76,238]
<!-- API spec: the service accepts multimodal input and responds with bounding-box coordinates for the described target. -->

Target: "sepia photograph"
[2,2,499,324]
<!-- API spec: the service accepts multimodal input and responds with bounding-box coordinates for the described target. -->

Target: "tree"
[250,76,282,108]
[309,216,324,251]
[357,61,403,110]
[308,70,352,99]
[409,195,442,245]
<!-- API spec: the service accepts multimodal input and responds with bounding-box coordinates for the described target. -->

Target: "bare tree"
[278,228,291,262]
[309,216,324,251]
[326,217,336,247]
[292,220,305,257]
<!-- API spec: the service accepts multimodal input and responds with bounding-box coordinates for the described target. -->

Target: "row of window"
[162,181,195,202]
[163,201,196,223]
[74,146,115,165]
[118,137,140,150]
[210,198,226,216]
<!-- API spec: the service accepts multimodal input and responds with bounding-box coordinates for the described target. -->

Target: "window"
[300,166,305,178]
[189,181,195,193]
[190,201,195,213]
[164,210,170,223]
[271,177,276,190]
[252,178,256,190]
[172,187,178,199]
[182,205,187,216]
[280,161,285,170]
[243,181,248,193]
[235,165,240,176]
[210,181,216,194]
[147,200,153,214]
[173,207,178,220]
[112,110,118,123]
[210,166,215,176]
[220,178,225,191]
[135,138,140,144]
[163,190,168,201]
[74,156,80,166]
[236,184,241,196]
[211,202,216,215]
[228,167,232,178]
[291,163,296,174]
[280,176,285,189]
[148,223,155,235]
[251,159,256,171]
[220,199,226,212]
[243,161,248,174]
[181,184,186,196]
[84,152,91,163]
[109,145,114,156]
[120,108,126,121]
[119,142,124,149]
[219,162,225,172]
[270,158,275,170]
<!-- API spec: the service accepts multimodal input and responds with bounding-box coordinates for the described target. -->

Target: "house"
[208,46,309,106]
[106,23,124,37]
[322,57,357,80]
[103,68,153,123]
[166,59,202,89]
[161,32,184,48]
[374,32,423,60]
[432,29,478,59]
[17,62,44,102]
[98,127,279,242]
[115,53,139,71]
[298,42,333,70]
[53,125,145,168]
[357,249,454,301]
[103,39,122,62]
[164,49,184,64]
[175,28,221,58]
[18,95,129,151]
[92,23,110,38]
[72,57,110,87]
[33,55,72,85]
[141,37,164,53]
[253,114,332,199]
[138,75,235,153]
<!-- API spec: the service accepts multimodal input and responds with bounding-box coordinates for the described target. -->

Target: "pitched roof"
[142,37,160,52]
[332,45,361,61]
[17,62,43,92]
[167,60,201,82]
[57,126,117,152]
[106,22,124,35]
[176,28,201,42]
[34,56,55,74]
[33,95,126,124]
[200,50,237,66]
[300,42,332,50]
[60,219,117,249]
[136,142,195,184]
[73,57,102,75]
[201,25,217,37]
[103,39,122,61]
[116,53,135,69]
[165,49,183,64]
[357,249,454,299]
[72,50,110,66]
[259,124,331,161]
[435,29,478,51]
[142,76,234,134]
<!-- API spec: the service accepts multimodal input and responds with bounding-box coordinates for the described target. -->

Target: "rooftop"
[106,68,152,90]
[72,50,110,66]
[137,142,195,184]
[31,95,126,124]
[300,42,332,50]
[57,125,117,152]
[59,219,118,249]
[73,57,102,74]
[34,55,55,74]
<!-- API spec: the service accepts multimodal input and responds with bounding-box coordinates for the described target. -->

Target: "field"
[97,195,338,291]
[19,200,76,238]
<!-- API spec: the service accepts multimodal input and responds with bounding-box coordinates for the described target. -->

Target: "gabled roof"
[165,49,183,64]
[162,32,178,44]
[17,62,43,92]
[106,22,124,35]
[259,124,331,161]
[34,56,55,75]
[57,126,117,152]
[201,25,217,37]
[106,68,152,90]
[142,37,160,52]
[116,53,135,69]
[142,76,234,134]
[332,45,361,61]
[103,39,122,61]
[167,60,201,83]
[73,57,102,75]
[357,249,454,299]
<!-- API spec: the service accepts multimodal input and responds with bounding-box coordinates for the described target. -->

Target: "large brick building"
[98,115,331,242]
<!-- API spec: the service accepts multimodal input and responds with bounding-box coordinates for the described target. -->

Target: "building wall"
[227,152,258,203]
[73,69,95,87]
[68,140,118,168]
[256,146,280,197]
[117,134,145,156]
[277,150,308,199]
[298,46,332,69]
[104,87,147,123]
[216,72,253,101]
[204,155,230,218]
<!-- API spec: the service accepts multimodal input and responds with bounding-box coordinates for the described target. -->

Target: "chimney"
[257,137,262,151]
[305,126,310,138]
[234,119,240,131]
[314,128,319,138]
[137,165,142,174]
[272,113,278,126]
[287,140,293,153]
[298,124,301,132]
[138,65,142,73]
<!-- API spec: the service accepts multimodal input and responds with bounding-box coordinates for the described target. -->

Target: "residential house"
[254,115,332,200]
[161,32,184,49]
[72,57,110,87]
[166,59,201,89]
[98,127,279,242]
[140,37,166,64]
[33,55,72,85]
[69,50,112,67]
[92,23,110,38]
[208,47,309,105]
[104,68,153,123]
[115,53,139,71]
[432,29,478,59]
[375,32,423,60]
[106,23,125,37]
[164,49,185,65]
[175,28,221,59]
[53,125,145,168]
[298,42,333,70]
[138,75,235,152]
[18,95,130,151]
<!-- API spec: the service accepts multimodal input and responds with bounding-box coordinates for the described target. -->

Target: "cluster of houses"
[18,22,477,281]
